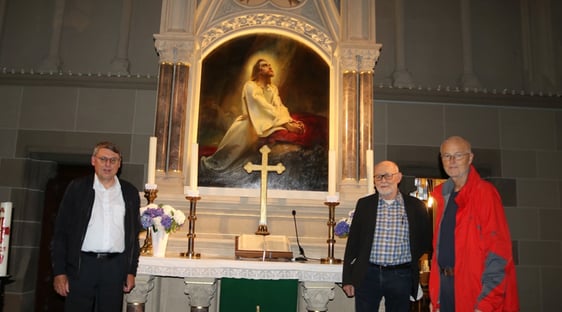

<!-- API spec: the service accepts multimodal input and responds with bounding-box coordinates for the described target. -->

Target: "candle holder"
[180,195,201,259]
[320,201,342,264]
[140,188,158,256]
[255,224,270,236]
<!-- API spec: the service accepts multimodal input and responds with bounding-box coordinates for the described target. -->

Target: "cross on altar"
[244,145,285,235]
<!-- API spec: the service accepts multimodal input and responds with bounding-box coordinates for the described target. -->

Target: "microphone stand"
[292,210,307,262]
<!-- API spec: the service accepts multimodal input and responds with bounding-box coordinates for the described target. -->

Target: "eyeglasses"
[96,156,120,165]
[440,152,470,162]
[374,172,399,182]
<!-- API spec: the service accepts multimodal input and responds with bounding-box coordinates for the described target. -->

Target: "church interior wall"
[0,0,161,75]
[0,0,561,311]
[402,0,465,87]
[469,0,524,90]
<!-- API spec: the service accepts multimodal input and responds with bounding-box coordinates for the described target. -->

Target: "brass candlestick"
[140,188,158,256]
[180,195,201,259]
[255,224,270,236]
[320,201,342,264]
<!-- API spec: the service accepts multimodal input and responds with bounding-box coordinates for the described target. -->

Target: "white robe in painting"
[201,80,293,171]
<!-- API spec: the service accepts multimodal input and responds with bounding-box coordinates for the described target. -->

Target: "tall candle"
[366,149,374,194]
[146,136,157,186]
[0,202,13,277]
[328,150,336,196]
[190,143,199,193]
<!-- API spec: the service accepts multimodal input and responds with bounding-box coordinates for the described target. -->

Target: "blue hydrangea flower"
[334,220,350,238]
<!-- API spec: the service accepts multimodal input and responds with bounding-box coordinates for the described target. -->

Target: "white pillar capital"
[341,46,382,72]
[301,281,335,312]
[184,277,217,309]
[154,36,195,64]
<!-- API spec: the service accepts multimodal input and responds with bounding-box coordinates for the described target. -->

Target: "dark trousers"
[65,252,125,312]
[355,265,412,312]
[439,273,455,312]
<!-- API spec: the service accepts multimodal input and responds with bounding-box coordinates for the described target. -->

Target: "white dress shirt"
[81,175,126,253]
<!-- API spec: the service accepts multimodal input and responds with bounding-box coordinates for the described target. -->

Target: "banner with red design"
[0,202,12,277]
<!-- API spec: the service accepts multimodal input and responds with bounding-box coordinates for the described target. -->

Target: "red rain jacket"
[429,166,519,312]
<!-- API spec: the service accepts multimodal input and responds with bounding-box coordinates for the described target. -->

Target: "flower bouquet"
[334,209,355,238]
[140,203,186,257]
[140,203,186,233]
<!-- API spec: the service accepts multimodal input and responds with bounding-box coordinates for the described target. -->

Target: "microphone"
[292,210,307,262]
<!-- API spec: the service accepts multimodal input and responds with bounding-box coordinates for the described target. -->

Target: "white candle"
[185,187,199,197]
[0,202,13,276]
[326,193,340,203]
[328,150,336,196]
[366,149,374,194]
[147,136,157,185]
[190,143,199,193]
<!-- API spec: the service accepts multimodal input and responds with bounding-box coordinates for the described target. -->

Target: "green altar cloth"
[219,278,298,312]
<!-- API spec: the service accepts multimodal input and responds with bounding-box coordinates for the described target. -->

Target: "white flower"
[173,209,186,225]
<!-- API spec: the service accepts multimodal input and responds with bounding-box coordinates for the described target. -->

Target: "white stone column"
[340,48,380,182]
[111,0,133,74]
[152,38,194,174]
[38,0,66,72]
[184,278,217,311]
[392,0,414,87]
[458,0,481,89]
[126,275,155,311]
[159,0,194,33]
[301,282,335,312]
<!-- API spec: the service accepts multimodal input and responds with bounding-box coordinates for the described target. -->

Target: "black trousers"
[65,252,125,312]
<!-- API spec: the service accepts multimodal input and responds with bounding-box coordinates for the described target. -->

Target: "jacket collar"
[441,165,480,207]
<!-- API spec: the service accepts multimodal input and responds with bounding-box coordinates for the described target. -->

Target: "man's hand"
[53,274,70,297]
[284,120,305,135]
[342,284,355,297]
[123,274,136,293]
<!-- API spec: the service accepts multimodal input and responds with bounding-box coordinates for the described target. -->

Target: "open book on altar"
[235,234,293,260]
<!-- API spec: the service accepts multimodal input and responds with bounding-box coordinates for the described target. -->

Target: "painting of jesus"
[197,34,329,191]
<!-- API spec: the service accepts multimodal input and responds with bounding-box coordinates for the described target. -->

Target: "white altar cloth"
[138,256,343,282]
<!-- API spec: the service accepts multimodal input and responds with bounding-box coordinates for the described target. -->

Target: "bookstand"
[234,236,293,260]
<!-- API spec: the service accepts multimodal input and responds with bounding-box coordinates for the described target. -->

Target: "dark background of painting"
[197,34,329,191]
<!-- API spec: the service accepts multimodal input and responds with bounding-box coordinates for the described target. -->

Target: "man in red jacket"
[429,136,519,312]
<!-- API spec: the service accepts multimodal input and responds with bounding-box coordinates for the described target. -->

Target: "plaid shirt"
[369,192,412,265]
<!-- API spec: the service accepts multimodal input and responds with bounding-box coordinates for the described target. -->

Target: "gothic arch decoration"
[236,0,305,8]
[199,13,335,62]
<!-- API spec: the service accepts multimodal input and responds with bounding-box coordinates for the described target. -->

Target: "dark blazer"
[51,174,141,281]
[342,192,432,297]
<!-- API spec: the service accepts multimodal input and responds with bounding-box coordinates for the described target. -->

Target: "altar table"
[127,256,344,312]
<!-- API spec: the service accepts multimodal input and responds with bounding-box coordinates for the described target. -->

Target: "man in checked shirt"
[342,160,432,312]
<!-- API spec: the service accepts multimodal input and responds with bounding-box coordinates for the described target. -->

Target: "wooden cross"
[244,145,285,235]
